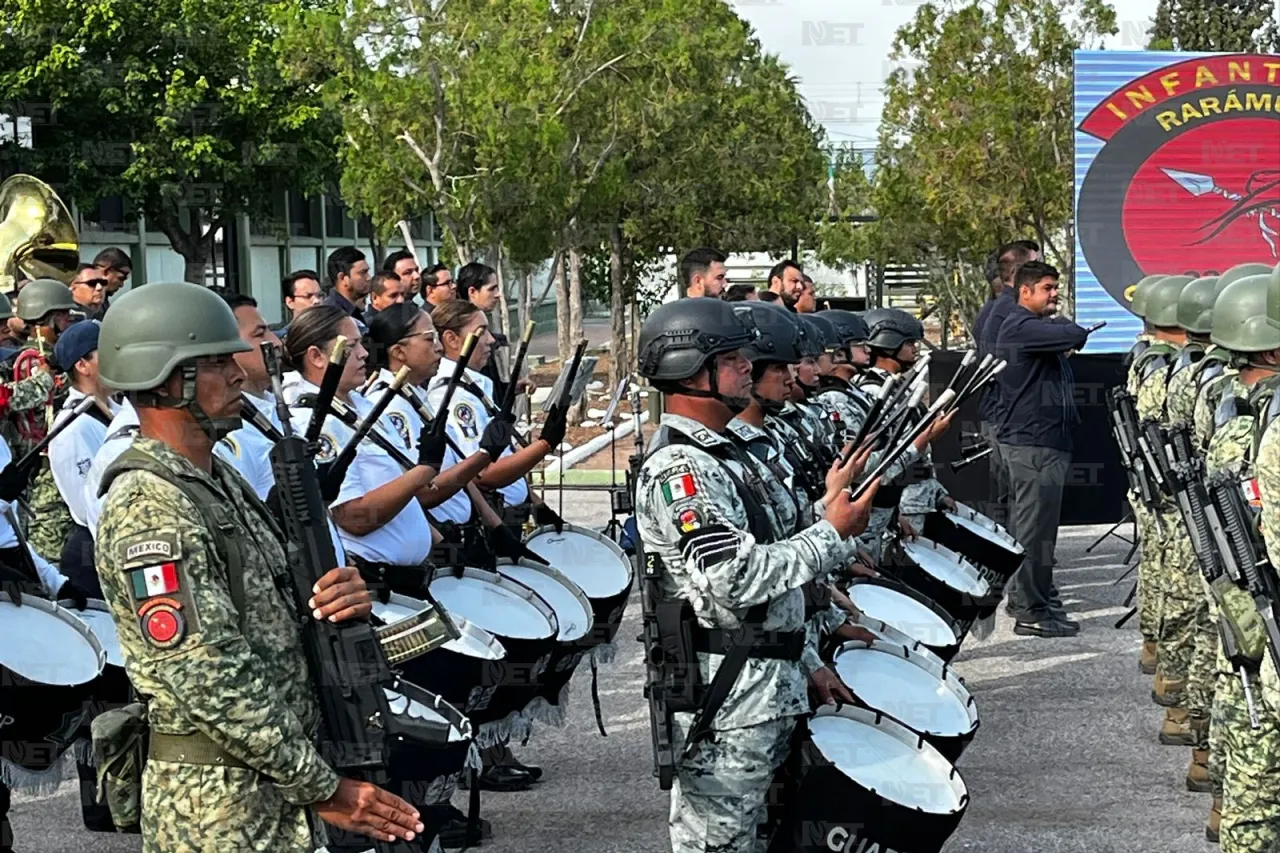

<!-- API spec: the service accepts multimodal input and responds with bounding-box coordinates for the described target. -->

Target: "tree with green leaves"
[874,0,1118,318]
[0,0,339,283]
[1148,0,1279,51]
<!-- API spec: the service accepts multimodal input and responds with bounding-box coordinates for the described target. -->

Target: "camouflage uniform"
[96,437,338,852]
[637,413,852,853]
[1127,343,1174,651]
[1200,375,1280,851]
[0,353,69,561]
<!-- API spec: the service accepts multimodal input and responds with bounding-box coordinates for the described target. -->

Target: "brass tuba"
[0,174,79,294]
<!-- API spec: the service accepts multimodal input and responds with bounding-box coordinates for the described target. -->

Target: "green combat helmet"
[99,282,251,440]
[1266,263,1280,333]
[15,278,75,324]
[1211,273,1280,354]
[1177,275,1219,335]
[0,291,12,322]
[1217,262,1273,297]
[1129,274,1167,318]
[1144,274,1194,329]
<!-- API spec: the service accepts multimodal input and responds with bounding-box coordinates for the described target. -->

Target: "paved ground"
[9,496,1220,853]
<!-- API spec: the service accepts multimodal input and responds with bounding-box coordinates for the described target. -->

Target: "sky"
[729,0,1162,148]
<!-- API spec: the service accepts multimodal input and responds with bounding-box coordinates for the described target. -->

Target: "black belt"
[693,626,805,661]
[430,519,495,570]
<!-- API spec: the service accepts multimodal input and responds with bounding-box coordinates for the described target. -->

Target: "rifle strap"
[683,601,772,753]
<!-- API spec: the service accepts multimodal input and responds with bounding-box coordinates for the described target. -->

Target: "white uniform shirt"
[425,357,529,508]
[369,367,474,526]
[49,390,120,528]
[0,435,67,595]
[283,375,433,567]
[215,389,348,565]
[85,399,140,540]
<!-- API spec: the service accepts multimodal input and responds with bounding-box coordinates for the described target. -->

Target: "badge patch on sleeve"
[388,412,412,449]
[220,436,242,458]
[129,562,180,599]
[660,472,697,504]
[317,433,338,461]
[676,508,703,533]
[454,403,479,439]
[137,598,187,650]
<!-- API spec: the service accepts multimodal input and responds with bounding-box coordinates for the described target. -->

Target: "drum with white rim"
[65,598,134,722]
[0,593,105,772]
[833,640,979,762]
[924,502,1025,586]
[524,523,634,648]
[887,536,995,630]
[846,577,964,662]
[766,704,969,853]
[428,566,559,724]
[496,558,595,710]
[854,614,949,672]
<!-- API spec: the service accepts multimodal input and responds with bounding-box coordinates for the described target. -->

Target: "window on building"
[81,196,129,233]
[288,193,315,237]
[325,196,349,239]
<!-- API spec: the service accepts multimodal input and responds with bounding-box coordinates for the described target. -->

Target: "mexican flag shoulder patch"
[661,472,697,505]
[130,563,180,600]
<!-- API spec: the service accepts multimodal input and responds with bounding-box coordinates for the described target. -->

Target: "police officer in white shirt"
[82,397,138,541]
[47,320,119,596]
[366,304,535,571]
[424,300,566,536]
[281,306,447,597]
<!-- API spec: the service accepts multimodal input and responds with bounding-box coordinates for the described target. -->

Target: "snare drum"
[70,599,134,716]
[833,640,979,761]
[384,680,474,784]
[846,578,964,662]
[886,537,994,631]
[924,502,1025,586]
[428,567,559,725]
[767,704,969,853]
[0,593,105,772]
[496,559,593,710]
[524,524,634,648]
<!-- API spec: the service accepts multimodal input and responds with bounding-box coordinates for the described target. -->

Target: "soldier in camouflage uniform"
[1165,274,1230,794]
[1194,270,1280,848]
[93,282,424,853]
[1127,274,1169,674]
[634,297,876,853]
[1132,275,1198,735]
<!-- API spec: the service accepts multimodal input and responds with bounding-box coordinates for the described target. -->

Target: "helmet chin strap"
[136,364,243,441]
[753,392,786,416]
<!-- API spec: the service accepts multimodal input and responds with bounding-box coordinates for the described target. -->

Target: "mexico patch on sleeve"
[660,472,697,504]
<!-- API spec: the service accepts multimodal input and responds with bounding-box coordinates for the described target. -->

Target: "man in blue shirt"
[322,246,371,333]
[976,240,1040,526]
[996,260,1089,637]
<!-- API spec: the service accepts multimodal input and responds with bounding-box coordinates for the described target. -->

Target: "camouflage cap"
[15,278,76,323]
[1128,274,1167,319]
[99,282,251,391]
[1176,275,1219,335]
[1144,275,1194,328]
[1211,273,1280,353]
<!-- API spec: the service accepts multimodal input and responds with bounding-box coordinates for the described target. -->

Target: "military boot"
[1152,672,1186,707]
[1159,707,1197,746]
[1206,795,1221,843]
[1140,639,1158,675]
[1186,748,1213,793]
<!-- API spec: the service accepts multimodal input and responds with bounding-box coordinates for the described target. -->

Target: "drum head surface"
[0,599,101,685]
[848,585,958,648]
[951,507,1024,554]
[809,715,964,814]
[372,594,428,625]
[442,616,506,660]
[497,564,592,642]
[383,689,467,743]
[525,528,630,599]
[834,647,972,736]
[902,540,990,596]
[431,575,553,640]
[78,603,124,668]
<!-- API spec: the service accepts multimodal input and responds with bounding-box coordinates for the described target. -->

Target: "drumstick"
[881,382,928,450]
[952,353,993,403]
[239,394,285,443]
[12,394,97,471]
[941,348,977,397]
[948,361,1007,414]
[851,389,957,502]
[305,337,349,445]
[842,377,897,462]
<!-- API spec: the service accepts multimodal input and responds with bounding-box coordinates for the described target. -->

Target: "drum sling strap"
[104,448,283,771]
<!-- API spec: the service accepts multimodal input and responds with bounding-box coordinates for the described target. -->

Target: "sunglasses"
[79,278,109,289]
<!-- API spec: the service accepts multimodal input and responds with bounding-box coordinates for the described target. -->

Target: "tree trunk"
[517,270,532,334]
[555,250,571,366]
[493,244,511,381]
[608,222,628,394]
[567,246,587,427]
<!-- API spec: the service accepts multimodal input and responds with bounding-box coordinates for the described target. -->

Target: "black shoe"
[470,764,535,792]
[436,806,493,848]
[501,758,543,782]
[1014,617,1080,637]
[1047,606,1079,629]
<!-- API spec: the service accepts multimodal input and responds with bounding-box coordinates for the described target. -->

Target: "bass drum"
[846,577,964,662]
[495,558,593,711]
[428,566,559,725]
[924,502,1025,589]
[885,536,994,630]
[766,705,969,853]
[384,679,474,785]
[0,593,105,772]
[832,640,980,762]
[524,524,634,649]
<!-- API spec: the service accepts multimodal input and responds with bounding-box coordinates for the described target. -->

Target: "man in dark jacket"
[995,260,1089,637]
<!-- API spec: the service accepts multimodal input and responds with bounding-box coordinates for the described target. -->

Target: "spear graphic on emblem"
[1162,167,1280,256]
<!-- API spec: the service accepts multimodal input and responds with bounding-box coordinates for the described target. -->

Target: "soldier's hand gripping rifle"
[261,344,436,853]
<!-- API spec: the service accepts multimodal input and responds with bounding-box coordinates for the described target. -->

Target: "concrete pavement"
[9,499,1220,853]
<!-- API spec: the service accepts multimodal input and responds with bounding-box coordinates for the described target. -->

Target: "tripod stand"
[1087,507,1138,564]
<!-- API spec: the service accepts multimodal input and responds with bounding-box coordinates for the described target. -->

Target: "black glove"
[489,524,549,565]
[540,405,567,450]
[480,418,515,461]
[534,502,565,534]
[417,425,447,469]
[57,579,89,611]
[0,455,39,503]
[314,461,343,504]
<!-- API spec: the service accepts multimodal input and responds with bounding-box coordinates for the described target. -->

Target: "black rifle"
[497,321,535,419]
[238,394,284,443]
[261,344,433,853]
[1164,425,1227,585]
[1109,388,1166,533]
